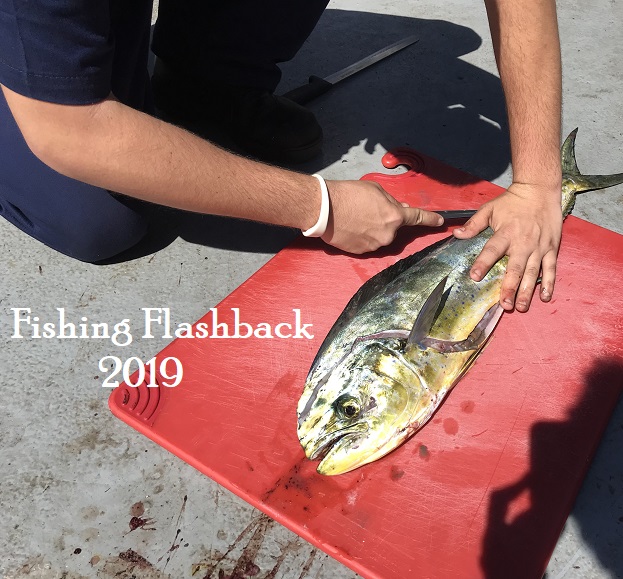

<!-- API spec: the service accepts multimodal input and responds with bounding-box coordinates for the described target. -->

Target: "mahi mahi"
[297,129,623,475]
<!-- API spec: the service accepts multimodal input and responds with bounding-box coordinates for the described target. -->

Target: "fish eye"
[335,395,361,419]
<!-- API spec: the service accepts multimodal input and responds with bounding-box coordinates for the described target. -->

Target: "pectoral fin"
[407,275,450,347]
[420,303,503,353]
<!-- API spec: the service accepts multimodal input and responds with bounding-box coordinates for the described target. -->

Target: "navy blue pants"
[0,0,328,262]
[152,0,329,91]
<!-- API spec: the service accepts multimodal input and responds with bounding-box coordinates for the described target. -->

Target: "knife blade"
[435,210,478,220]
[282,36,419,105]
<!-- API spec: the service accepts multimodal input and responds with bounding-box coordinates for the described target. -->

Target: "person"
[0,0,562,313]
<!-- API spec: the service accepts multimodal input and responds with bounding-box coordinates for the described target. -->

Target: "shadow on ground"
[565,394,623,578]
[103,9,510,263]
[479,358,623,579]
[280,9,510,181]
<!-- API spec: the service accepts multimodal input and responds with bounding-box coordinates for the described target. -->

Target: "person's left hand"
[452,182,562,312]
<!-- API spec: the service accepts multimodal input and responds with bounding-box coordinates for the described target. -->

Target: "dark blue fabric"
[152,0,329,91]
[0,0,153,108]
[0,0,153,261]
[0,0,327,260]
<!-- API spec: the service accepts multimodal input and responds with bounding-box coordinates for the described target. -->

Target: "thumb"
[401,207,444,227]
[452,206,491,239]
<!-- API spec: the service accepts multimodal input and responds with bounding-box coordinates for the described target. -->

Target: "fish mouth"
[304,424,368,461]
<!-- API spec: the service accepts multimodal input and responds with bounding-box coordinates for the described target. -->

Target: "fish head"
[297,340,431,475]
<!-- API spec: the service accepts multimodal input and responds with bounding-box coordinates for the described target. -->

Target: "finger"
[469,233,511,282]
[514,254,541,312]
[499,251,531,310]
[452,205,491,239]
[401,202,410,208]
[401,207,444,227]
[539,251,557,302]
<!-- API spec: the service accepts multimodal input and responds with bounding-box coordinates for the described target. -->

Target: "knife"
[282,36,419,105]
[436,210,478,220]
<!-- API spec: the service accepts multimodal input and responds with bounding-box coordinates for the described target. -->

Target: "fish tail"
[562,129,623,193]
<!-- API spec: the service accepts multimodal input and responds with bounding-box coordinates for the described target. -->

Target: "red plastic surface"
[110,149,623,579]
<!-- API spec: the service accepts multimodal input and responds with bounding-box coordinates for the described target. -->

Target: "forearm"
[485,0,562,191]
[2,88,319,230]
[2,85,447,255]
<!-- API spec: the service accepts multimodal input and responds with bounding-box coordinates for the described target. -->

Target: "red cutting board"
[110,149,623,579]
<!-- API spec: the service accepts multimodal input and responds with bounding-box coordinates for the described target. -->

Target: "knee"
[0,197,149,263]
[61,212,150,263]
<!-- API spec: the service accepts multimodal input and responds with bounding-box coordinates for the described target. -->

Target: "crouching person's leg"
[0,89,148,263]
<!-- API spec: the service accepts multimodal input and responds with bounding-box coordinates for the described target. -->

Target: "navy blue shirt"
[0,0,154,110]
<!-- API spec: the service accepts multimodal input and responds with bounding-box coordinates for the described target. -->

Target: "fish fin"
[309,236,454,374]
[420,303,503,353]
[407,275,450,347]
[569,172,623,194]
[562,129,623,193]
[561,128,580,175]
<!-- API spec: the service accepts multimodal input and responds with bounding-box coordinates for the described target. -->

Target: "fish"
[297,129,623,476]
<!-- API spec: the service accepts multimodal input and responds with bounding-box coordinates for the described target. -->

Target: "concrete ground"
[1,0,622,577]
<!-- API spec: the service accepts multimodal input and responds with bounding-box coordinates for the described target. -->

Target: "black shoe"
[151,60,323,164]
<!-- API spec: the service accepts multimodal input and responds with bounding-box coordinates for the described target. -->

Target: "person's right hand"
[320,179,444,254]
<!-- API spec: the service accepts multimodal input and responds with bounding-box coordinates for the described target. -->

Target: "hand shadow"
[479,358,623,579]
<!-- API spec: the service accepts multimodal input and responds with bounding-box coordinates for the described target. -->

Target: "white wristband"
[302,174,330,237]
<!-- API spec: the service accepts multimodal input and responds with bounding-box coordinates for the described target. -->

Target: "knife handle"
[282,76,333,105]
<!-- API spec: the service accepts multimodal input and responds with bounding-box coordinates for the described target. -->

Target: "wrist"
[507,181,562,206]
[511,163,562,194]
[510,145,562,193]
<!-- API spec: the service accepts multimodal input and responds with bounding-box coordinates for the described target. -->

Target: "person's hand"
[321,180,444,254]
[453,182,563,312]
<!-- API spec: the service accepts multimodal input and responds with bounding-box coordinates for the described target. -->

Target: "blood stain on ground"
[128,516,156,532]
[130,501,145,517]
[460,400,475,413]
[390,466,405,481]
[443,417,459,435]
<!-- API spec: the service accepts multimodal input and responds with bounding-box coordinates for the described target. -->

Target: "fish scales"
[311,232,494,370]
[297,129,623,475]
